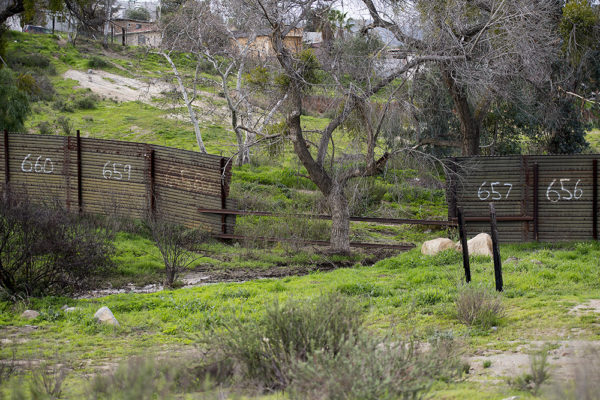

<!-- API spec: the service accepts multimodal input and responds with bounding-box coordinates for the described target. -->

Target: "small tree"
[146,217,206,287]
[159,0,288,163]
[0,191,115,299]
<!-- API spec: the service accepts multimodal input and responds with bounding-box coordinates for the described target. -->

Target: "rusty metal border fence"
[446,155,600,242]
[0,131,233,233]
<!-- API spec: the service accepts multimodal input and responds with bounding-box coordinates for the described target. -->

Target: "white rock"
[421,238,455,256]
[20,310,39,320]
[64,307,78,313]
[94,306,119,326]
[456,233,493,257]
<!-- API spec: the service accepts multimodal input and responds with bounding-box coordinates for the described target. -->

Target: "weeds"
[455,284,504,329]
[146,217,208,287]
[508,347,551,396]
[29,361,69,399]
[290,333,461,400]
[202,293,363,390]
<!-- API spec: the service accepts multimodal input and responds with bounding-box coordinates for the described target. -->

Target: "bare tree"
[146,216,206,288]
[227,0,559,251]
[361,0,560,155]
[158,0,288,162]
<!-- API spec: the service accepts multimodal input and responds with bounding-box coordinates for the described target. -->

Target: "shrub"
[0,191,115,299]
[87,56,110,69]
[56,115,74,136]
[202,293,363,390]
[455,285,504,329]
[289,333,462,400]
[88,357,177,399]
[37,120,53,135]
[146,217,207,287]
[75,94,99,110]
[8,53,51,69]
[52,98,74,113]
[554,347,600,399]
[508,347,550,396]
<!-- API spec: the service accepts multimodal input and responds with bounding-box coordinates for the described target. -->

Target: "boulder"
[64,307,78,313]
[421,238,455,256]
[20,310,40,320]
[456,233,493,257]
[94,306,119,326]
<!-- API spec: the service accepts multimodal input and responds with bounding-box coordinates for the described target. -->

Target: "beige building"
[233,28,303,58]
[112,19,161,47]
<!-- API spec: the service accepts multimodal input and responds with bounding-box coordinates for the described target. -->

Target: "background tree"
[125,6,150,21]
[0,68,30,132]
[159,0,288,163]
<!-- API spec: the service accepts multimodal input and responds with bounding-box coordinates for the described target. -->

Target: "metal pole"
[3,129,9,186]
[457,207,471,283]
[489,203,503,292]
[533,162,539,241]
[594,159,598,240]
[77,130,82,213]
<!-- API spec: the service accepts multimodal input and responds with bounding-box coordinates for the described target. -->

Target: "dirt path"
[63,69,173,103]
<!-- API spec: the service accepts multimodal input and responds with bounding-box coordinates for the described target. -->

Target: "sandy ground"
[466,299,600,384]
[63,69,173,104]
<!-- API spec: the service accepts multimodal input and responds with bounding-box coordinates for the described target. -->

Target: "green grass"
[2,241,600,398]
[586,128,600,152]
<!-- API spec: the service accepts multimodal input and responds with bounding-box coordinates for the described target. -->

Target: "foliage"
[0,192,115,299]
[202,293,363,390]
[508,347,551,396]
[0,68,30,131]
[289,333,461,400]
[455,284,504,330]
[146,217,207,287]
[560,0,599,65]
[125,7,151,21]
[87,56,110,69]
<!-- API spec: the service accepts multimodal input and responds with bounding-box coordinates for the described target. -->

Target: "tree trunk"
[442,69,480,156]
[329,185,350,253]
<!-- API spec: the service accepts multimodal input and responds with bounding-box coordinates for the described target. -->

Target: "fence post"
[533,162,539,241]
[77,130,83,213]
[145,146,155,216]
[489,203,503,292]
[3,129,9,185]
[220,158,227,234]
[457,206,471,283]
[594,159,598,240]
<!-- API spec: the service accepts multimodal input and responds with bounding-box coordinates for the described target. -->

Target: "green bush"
[87,56,110,69]
[289,333,462,400]
[8,53,51,69]
[202,293,363,390]
[75,94,99,110]
[455,285,504,329]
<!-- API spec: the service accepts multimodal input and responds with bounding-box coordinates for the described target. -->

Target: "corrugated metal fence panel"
[0,133,232,232]
[79,138,149,220]
[8,134,71,206]
[152,145,225,232]
[449,155,600,242]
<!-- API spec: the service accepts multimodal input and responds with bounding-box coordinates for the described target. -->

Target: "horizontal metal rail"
[215,233,416,250]
[198,208,457,227]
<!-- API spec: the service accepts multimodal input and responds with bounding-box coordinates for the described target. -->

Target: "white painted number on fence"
[21,154,54,174]
[103,161,132,181]
[478,181,513,200]
[546,179,583,203]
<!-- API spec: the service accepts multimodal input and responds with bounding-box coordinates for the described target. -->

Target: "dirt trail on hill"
[63,69,173,103]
